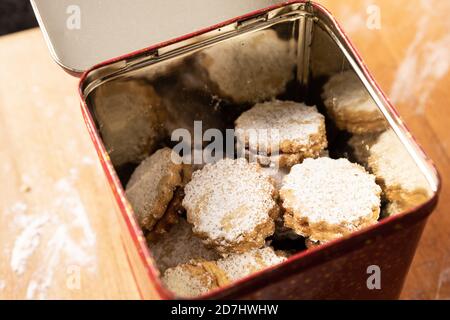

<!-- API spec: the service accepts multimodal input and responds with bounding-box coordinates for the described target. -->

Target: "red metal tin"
[77,1,441,299]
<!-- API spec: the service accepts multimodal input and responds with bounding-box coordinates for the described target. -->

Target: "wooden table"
[0,0,449,299]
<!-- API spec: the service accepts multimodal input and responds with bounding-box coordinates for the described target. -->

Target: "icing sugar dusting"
[10,215,49,275]
[235,100,326,153]
[436,267,450,299]
[10,202,28,215]
[81,156,96,165]
[25,176,97,299]
[281,158,381,224]
[53,177,97,252]
[217,248,286,283]
[338,0,373,34]
[184,158,276,242]
[341,11,365,34]
[390,3,450,114]
[0,280,6,291]
[5,169,97,299]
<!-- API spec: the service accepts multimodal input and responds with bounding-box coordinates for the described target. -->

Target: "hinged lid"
[31,0,283,75]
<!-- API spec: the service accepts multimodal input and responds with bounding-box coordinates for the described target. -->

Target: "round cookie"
[148,218,220,273]
[162,247,286,297]
[126,148,186,231]
[280,158,381,243]
[322,71,387,134]
[93,80,166,167]
[162,260,221,298]
[216,247,287,283]
[368,129,432,211]
[235,100,328,156]
[183,158,279,254]
[198,29,296,104]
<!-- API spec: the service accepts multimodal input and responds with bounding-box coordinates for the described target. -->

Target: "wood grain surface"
[0,0,449,299]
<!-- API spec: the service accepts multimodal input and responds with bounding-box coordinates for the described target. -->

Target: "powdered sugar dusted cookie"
[216,247,287,283]
[162,260,221,298]
[126,148,186,231]
[148,219,220,272]
[183,158,279,254]
[280,158,381,243]
[162,247,286,297]
[198,30,296,104]
[234,99,328,171]
[235,100,328,163]
[93,80,166,167]
[368,129,431,215]
[322,71,386,134]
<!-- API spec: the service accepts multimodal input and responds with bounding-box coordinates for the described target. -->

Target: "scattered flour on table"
[0,280,6,291]
[10,214,49,275]
[338,0,373,34]
[81,156,96,166]
[436,267,450,299]
[52,177,97,257]
[10,201,28,215]
[340,11,365,34]
[69,168,79,179]
[390,2,450,114]
[25,176,97,299]
[20,174,33,193]
[6,169,97,299]
[25,280,38,299]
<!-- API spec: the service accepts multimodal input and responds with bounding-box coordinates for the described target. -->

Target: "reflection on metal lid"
[31,0,283,74]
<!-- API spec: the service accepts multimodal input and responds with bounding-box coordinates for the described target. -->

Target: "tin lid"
[31,0,283,74]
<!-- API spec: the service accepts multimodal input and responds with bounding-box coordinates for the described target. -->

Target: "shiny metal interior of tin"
[81,2,438,296]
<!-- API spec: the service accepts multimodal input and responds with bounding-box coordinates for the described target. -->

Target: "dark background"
[0,0,38,36]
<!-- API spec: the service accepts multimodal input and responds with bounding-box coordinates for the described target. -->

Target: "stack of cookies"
[163,248,286,298]
[322,71,431,217]
[183,158,279,254]
[235,100,328,170]
[126,154,288,297]
[280,157,381,247]
[321,70,387,134]
[125,148,191,239]
[197,29,297,105]
[349,129,432,216]
[161,158,287,297]
[119,68,432,298]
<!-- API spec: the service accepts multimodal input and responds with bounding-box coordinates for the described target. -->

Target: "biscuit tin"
[32,0,441,299]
